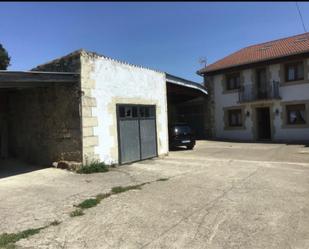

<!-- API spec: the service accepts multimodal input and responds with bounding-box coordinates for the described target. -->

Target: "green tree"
[0,44,10,70]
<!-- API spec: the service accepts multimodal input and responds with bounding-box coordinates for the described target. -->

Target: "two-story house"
[198,32,309,142]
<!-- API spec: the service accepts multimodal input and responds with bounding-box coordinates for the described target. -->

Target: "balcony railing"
[238,81,280,103]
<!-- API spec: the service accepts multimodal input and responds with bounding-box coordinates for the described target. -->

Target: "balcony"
[238,81,281,103]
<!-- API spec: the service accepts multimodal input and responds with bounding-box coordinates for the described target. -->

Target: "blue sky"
[1,2,309,82]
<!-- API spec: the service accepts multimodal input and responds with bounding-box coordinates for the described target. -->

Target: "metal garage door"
[117,104,157,164]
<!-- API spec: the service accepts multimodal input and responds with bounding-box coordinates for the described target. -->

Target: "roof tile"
[200,32,309,74]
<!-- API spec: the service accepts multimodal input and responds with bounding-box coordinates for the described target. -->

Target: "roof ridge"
[81,49,164,74]
[32,48,164,74]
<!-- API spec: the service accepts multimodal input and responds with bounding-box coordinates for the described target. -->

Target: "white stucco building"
[31,50,171,165]
[83,52,169,164]
[198,32,309,142]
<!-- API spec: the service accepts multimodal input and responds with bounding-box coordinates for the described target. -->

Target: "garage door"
[117,104,157,164]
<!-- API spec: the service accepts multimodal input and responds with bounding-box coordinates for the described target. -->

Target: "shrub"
[76,160,109,174]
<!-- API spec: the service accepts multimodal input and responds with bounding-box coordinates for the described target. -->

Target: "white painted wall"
[89,57,168,164]
[213,73,253,140]
[270,61,309,141]
[213,60,309,141]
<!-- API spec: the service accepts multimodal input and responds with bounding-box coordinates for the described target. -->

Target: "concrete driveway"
[1,141,309,249]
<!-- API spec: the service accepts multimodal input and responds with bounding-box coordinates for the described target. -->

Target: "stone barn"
[0,49,207,167]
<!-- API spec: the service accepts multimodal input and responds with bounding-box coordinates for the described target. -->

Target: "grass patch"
[71,193,112,217]
[71,179,163,218]
[71,183,149,218]
[0,227,44,248]
[0,221,60,249]
[76,198,100,209]
[111,183,147,194]
[156,178,169,181]
[70,209,84,217]
[76,160,109,174]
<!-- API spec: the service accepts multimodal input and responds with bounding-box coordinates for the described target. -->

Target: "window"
[119,105,155,119]
[228,109,242,127]
[286,104,306,125]
[139,107,145,117]
[119,106,125,118]
[285,61,304,82]
[226,73,241,90]
[119,106,139,118]
[124,106,132,118]
[132,106,138,118]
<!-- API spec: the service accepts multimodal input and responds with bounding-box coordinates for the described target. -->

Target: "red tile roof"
[199,32,309,74]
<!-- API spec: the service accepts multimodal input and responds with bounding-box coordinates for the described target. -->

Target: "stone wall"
[79,51,100,163]
[32,50,81,73]
[7,86,82,165]
[30,50,84,164]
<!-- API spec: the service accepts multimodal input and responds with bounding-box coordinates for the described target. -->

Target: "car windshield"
[174,125,191,134]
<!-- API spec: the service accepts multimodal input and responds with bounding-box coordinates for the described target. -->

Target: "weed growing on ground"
[0,221,60,249]
[111,183,146,194]
[49,220,61,226]
[0,176,170,248]
[77,198,100,209]
[76,159,109,174]
[156,178,169,181]
[70,209,84,217]
[96,193,111,201]
[71,178,169,218]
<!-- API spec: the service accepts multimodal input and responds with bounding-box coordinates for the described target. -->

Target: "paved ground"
[1,141,309,249]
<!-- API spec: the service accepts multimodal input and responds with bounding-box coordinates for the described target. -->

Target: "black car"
[169,123,196,150]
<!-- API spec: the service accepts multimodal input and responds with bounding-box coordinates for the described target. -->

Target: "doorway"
[256,107,271,140]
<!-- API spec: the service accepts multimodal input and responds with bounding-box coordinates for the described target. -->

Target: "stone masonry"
[33,49,100,164]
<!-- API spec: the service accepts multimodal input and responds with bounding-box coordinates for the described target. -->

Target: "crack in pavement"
[139,168,260,249]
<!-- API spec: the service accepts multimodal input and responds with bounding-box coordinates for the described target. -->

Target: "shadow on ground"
[204,138,309,149]
[0,159,48,179]
[168,146,188,151]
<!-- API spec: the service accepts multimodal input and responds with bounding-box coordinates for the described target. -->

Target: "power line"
[295,2,307,32]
